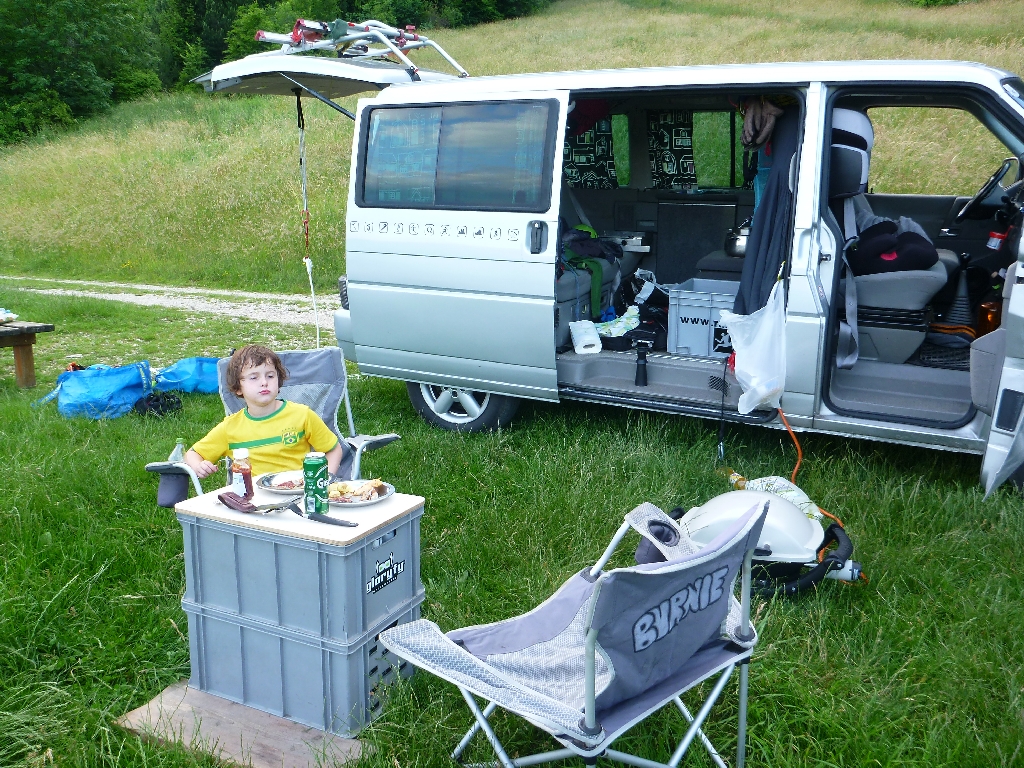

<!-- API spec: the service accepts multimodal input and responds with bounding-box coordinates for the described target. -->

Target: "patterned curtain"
[648,110,697,190]
[563,116,618,190]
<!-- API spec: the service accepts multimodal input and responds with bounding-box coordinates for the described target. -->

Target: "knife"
[288,503,359,528]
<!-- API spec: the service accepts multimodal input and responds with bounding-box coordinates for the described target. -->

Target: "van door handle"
[528,221,547,254]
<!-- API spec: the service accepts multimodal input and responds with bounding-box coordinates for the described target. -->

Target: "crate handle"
[372,529,397,549]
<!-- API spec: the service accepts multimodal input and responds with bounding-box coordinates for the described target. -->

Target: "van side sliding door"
[345,90,569,401]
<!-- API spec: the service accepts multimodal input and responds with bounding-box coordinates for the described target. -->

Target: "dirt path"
[0,276,340,327]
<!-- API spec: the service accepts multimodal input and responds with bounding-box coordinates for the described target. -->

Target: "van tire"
[406,383,519,432]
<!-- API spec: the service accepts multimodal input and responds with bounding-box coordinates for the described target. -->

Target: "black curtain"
[733,107,801,315]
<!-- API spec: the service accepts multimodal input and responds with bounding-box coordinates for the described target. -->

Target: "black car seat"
[830,108,949,366]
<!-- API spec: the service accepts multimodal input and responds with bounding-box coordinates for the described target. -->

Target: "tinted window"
[363,107,442,205]
[361,101,555,211]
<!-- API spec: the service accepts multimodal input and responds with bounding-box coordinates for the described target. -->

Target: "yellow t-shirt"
[191,400,339,476]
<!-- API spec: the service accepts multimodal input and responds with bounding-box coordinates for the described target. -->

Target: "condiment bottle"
[231,448,254,499]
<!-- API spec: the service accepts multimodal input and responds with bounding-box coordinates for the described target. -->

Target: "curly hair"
[226,345,288,394]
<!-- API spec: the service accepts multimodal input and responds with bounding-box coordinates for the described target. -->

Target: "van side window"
[361,101,555,211]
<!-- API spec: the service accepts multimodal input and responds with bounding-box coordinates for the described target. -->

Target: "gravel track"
[0,276,340,327]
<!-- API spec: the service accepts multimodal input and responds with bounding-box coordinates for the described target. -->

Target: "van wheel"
[406,383,519,432]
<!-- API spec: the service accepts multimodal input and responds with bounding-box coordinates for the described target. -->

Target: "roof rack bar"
[254,17,468,78]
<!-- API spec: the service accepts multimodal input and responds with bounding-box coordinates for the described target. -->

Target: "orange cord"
[777,408,802,484]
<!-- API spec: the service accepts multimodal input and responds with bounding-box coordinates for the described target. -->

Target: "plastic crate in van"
[666,279,740,358]
[182,596,422,735]
[177,506,423,644]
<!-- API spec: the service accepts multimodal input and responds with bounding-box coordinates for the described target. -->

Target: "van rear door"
[345,90,569,402]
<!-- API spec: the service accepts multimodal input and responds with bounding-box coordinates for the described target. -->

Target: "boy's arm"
[185,449,220,479]
[325,442,343,476]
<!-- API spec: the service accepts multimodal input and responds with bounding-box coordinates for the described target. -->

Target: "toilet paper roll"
[569,320,602,354]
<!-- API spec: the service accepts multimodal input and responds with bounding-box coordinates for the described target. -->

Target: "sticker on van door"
[489,228,501,240]
[473,227,484,238]
[457,226,468,236]
[508,229,520,241]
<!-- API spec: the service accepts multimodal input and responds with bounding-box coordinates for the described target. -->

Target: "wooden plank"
[116,681,363,768]
[176,488,424,546]
[0,334,35,349]
[0,321,54,337]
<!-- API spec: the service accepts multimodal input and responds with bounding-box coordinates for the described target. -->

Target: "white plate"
[328,481,395,507]
[255,470,305,494]
[255,473,396,507]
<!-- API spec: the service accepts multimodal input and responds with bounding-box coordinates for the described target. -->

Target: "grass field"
[1,0,1024,293]
[4,0,1024,764]
[2,286,1023,767]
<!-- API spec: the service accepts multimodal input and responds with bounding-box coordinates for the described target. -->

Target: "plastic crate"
[183,597,422,735]
[667,279,739,358]
[178,506,423,644]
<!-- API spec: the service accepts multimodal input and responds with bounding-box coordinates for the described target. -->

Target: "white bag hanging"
[719,280,787,414]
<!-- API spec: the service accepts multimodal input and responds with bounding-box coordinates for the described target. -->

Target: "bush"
[225,2,274,61]
[0,90,75,145]
[177,41,211,90]
[112,68,164,102]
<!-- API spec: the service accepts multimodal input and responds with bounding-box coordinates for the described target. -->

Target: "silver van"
[204,34,1024,492]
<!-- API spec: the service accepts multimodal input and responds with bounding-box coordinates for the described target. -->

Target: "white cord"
[305,256,321,348]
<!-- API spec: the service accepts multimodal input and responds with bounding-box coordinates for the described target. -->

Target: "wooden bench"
[0,321,55,388]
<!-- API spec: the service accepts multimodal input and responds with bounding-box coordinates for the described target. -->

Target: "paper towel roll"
[569,320,602,354]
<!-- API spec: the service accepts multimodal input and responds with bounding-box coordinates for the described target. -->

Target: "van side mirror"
[528,221,548,254]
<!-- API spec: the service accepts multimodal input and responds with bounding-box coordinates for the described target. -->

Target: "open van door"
[344,89,569,405]
[981,258,1024,495]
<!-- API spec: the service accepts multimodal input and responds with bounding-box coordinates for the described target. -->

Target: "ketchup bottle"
[231,448,254,499]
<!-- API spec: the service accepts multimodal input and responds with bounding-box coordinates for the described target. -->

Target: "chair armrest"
[145,461,204,497]
[346,433,400,451]
[344,433,400,480]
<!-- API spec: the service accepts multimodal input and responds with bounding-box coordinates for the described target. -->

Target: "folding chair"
[146,347,399,507]
[380,501,767,768]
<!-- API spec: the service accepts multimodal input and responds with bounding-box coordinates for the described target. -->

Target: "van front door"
[981,254,1024,495]
[345,90,569,408]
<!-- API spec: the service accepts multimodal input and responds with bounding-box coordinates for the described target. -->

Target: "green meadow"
[3,0,1024,764]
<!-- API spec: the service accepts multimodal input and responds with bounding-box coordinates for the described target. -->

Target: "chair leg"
[454,701,497,761]
[459,687,517,768]
[667,664,734,768]
[673,698,727,768]
[737,661,750,768]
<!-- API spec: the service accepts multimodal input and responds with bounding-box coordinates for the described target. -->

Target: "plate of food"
[256,470,306,494]
[328,478,394,506]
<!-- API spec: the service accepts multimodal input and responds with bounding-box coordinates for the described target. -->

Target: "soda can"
[303,452,329,515]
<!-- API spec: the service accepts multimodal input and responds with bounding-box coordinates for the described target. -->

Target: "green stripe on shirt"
[229,430,306,450]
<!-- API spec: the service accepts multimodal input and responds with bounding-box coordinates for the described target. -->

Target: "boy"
[185,345,344,478]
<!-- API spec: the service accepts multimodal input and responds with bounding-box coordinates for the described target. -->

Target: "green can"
[303,451,329,515]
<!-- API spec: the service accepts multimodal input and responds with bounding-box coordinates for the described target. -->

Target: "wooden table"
[0,321,55,388]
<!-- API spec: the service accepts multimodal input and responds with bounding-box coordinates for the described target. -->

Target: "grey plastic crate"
[667,278,739,358]
[183,597,421,735]
[178,506,422,643]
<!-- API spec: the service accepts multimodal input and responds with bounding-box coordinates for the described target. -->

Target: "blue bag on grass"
[35,361,153,419]
[155,357,219,394]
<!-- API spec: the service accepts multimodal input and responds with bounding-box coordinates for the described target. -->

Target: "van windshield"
[361,101,555,212]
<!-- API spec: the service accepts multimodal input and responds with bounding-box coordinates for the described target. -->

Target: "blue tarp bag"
[34,361,153,419]
[155,357,219,394]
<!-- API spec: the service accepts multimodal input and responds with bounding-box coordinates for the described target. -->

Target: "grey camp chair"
[380,501,767,768]
[146,347,399,508]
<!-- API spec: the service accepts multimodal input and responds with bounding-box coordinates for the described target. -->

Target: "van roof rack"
[255,18,469,81]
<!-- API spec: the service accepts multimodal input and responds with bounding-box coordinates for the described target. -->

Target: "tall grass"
[1,0,1023,293]
[1,286,1023,765]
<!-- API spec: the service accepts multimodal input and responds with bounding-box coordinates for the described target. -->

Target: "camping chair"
[146,347,399,508]
[380,501,767,768]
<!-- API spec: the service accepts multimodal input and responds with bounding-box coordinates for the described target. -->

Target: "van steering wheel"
[955,157,1017,222]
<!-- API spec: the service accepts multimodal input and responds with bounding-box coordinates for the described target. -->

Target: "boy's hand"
[185,449,220,479]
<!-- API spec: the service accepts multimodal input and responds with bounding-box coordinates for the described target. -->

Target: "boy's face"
[236,360,280,409]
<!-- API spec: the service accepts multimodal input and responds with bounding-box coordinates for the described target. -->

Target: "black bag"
[134,391,182,417]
